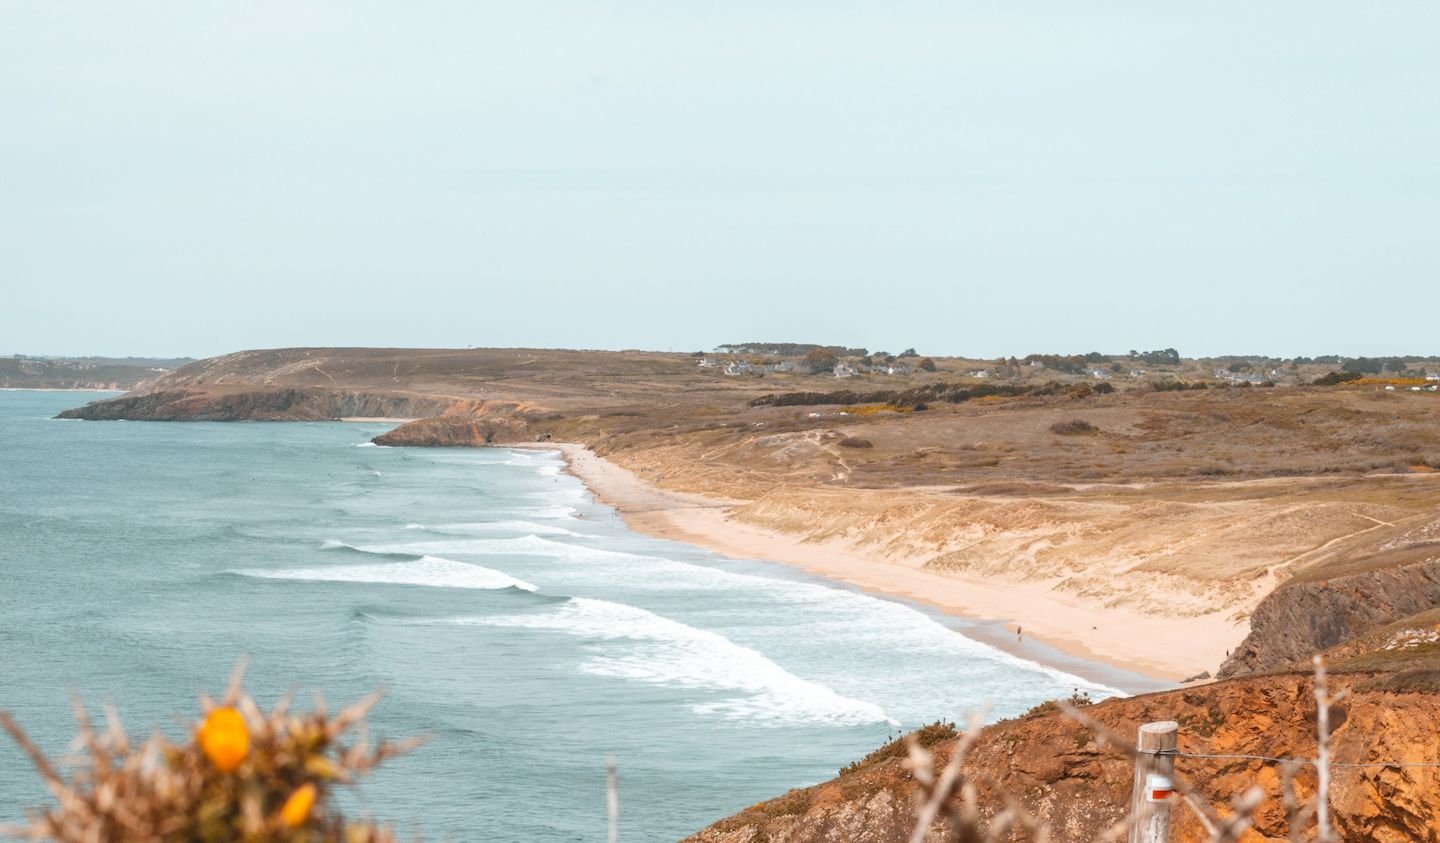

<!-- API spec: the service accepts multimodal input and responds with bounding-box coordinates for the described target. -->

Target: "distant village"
[697,357,916,379]
[691,344,1440,391]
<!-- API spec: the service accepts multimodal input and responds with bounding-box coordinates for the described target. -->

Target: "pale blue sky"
[2,2,1437,359]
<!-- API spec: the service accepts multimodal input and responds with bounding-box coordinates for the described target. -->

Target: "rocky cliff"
[1219,545,1440,678]
[372,413,535,447]
[55,388,455,422]
[686,673,1440,843]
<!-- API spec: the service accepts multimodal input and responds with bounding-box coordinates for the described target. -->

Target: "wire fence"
[893,655,1413,842]
[1153,749,1440,770]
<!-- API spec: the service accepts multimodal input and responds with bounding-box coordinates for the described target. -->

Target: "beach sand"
[512,442,1213,690]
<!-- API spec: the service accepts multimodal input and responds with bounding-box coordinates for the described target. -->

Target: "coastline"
[0,387,124,392]
[511,442,1185,694]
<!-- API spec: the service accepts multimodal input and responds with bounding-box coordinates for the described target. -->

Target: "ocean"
[0,390,1127,840]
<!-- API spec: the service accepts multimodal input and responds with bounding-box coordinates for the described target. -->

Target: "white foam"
[353,442,379,448]
[524,505,580,520]
[240,555,536,592]
[368,535,610,559]
[424,537,1123,708]
[426,520,576,536]
[370,532,1121,707]
[456,598,891,726]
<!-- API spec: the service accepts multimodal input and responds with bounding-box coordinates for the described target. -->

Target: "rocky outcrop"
[55,388,454,422]
[686,674,1440,843]
[1220,551,1440,678]
[371,414,533,447]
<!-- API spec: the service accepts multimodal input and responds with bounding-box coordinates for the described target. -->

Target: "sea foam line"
[453,597,892,727]
[239,555,536,592]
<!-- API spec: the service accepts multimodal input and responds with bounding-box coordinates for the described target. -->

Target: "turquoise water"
[0,391,1124,840]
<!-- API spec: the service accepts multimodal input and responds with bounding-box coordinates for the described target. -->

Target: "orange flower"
[280,783,317,828]
[198,707,249,773]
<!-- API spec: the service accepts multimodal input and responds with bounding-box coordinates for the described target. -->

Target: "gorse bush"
[0,663,418,843]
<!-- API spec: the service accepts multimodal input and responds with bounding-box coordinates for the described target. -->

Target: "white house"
[833,362,858,379]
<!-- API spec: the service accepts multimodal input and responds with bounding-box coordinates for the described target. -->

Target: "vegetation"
[716,342,868,357]
[0,664,417,843]
[1128,348,1181,365]
[838,436,874,448]
[1312,371,1364,386]
[802,348,839,374]
[838,720,956,777]
[1152,379,1209,392]
[1341,356,1409,374]
[1016,690,1094,719]
[1050,419,1098,435]
[1021,353,1100,374]
[752,382,1047,410]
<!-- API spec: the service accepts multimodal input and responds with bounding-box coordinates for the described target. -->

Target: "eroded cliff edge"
[683,672,1440,843]
[1220,544,1440,678]
[685,527,1440,842]
[56,388,455,422]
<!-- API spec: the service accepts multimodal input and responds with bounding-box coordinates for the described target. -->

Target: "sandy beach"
[511,442,1223,688]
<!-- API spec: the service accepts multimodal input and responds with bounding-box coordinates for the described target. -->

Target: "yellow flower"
[281,783,317,828]
[198,707,249,773]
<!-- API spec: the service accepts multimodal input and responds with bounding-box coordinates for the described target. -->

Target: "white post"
[1313,655,1335,843]
[1129,721,1178,843]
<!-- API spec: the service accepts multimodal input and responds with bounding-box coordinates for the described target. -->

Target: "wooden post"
[1129,720,1178,843]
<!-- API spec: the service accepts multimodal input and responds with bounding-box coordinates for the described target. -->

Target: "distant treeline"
[749,380,1114,410]
[1332,356,1433,374]
[1022,353,1107,374]
[717,342,870,357]
[1128,348,1181,365]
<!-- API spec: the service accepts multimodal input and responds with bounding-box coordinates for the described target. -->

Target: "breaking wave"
[453,598,892,726]
[239,555,537,592]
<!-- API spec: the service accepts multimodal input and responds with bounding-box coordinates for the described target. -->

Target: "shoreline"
[0,387,124,392]
[511,442,1185,695]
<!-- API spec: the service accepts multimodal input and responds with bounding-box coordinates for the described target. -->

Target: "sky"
[2,2,1437,360]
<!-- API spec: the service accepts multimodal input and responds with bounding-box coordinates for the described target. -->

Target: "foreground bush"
[1,664,418,842]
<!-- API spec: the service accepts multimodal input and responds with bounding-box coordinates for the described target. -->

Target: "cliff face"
[1220,550,1440,678]
[371,414,534,447]
[686,674,1440,843]
[55,389,454,422]
[0,356,189,390]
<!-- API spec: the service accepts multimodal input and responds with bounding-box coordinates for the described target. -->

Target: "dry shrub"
[0,662,419,843]
[1050,419,1098,435]
[840,721,956,777]
[838,436,874,449]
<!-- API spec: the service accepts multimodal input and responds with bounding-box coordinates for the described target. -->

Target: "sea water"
[0,391,1128,840]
